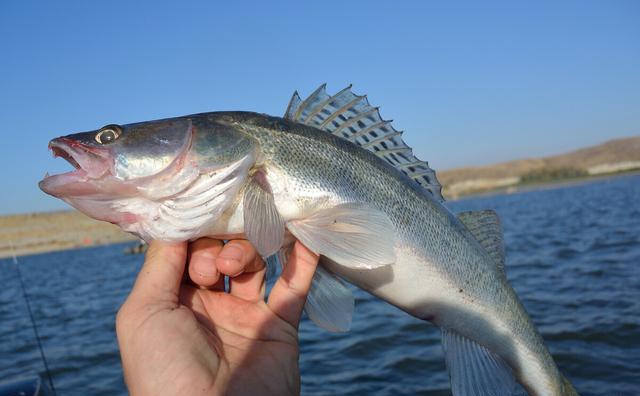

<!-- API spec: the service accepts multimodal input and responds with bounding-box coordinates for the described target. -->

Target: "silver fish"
[39,85,579,396]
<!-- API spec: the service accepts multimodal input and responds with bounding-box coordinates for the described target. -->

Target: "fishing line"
[10,241,57,396]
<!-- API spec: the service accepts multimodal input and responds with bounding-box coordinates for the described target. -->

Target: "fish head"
[39,118,193,198]
[39,115,257,236]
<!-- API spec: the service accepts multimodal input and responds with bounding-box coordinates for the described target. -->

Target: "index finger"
[267,241,319,327]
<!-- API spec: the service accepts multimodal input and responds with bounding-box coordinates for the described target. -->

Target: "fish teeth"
[44,172,50,178]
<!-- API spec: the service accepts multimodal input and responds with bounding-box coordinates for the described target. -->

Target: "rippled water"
[1,175,639,395]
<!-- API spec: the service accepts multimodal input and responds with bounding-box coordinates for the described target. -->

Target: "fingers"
[223,240,266,301]
[216,240,264,276]
[129,240,188,305]
[229,267,267,302]
[188,239,265,297]
[188,239,224,288]
[268,241,319,328]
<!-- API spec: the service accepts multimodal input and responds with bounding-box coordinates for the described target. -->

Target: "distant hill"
[0,211,136,258]
[438,136,640,199]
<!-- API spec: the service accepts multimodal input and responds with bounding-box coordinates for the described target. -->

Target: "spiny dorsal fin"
[458,210,506,273]
[284,84,444,202]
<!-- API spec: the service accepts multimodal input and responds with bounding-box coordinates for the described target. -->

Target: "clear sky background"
[1,1,638,215]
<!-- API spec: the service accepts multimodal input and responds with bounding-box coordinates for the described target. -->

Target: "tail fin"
[561,375,580,396]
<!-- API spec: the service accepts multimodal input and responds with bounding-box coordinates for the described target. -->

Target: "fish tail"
[561,375,580,396]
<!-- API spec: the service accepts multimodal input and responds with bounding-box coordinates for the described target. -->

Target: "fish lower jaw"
[38,169,94,197]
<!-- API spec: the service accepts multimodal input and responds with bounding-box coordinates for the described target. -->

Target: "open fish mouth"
[39,138,113,197]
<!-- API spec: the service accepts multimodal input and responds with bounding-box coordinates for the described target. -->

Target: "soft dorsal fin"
[285,84,445,203]
[458,210,505,273]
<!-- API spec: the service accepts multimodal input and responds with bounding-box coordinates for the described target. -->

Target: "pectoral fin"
[286,203,396,269]
[264,244,292,281]
[243,171,285,257]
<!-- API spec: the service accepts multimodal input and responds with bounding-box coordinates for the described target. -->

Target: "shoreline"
[0,211,137,259]
[447,170,640,201]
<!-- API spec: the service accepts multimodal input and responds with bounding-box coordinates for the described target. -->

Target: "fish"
[39,84,579,396]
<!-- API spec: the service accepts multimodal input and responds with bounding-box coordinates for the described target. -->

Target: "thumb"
[129,240,188,305]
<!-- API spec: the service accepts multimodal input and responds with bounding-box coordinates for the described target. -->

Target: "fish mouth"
[39,138,113,197]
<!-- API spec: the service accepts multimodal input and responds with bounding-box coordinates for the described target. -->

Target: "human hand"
[116,238,319,396]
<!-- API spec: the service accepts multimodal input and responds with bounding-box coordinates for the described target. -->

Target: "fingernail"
[219,245,244,261]
[217,259,242,277]
[196,267,218,278]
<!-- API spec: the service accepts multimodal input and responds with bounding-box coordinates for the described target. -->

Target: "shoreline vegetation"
[1,135,638,259]
[451,168,640,201]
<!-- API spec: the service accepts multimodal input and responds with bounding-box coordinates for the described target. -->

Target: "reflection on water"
[1,175,638,395]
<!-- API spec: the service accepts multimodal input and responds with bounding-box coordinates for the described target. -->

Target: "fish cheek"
[113,119,194,180]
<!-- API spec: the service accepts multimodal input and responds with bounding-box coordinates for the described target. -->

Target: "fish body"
[39,87,578,396]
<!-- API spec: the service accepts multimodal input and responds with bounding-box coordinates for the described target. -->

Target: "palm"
[181,286,300,395]
[117,239,317,396]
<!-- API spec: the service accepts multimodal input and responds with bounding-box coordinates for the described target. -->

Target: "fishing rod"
[10,241,57,396]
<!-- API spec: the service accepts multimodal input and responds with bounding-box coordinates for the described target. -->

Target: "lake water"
[1,175,638,395]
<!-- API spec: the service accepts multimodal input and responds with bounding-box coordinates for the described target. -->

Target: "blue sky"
[1,1,638,214]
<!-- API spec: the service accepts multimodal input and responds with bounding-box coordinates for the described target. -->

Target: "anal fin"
[304,264,354,332]
[442,329,516,396]
[269,245,355,332]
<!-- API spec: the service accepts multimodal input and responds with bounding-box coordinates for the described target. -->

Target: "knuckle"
[284,279,308,300]
[194,238,223,250]
[115,306,130,331]
[230,239,256,256]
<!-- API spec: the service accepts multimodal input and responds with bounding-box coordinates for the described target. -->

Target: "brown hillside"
[438,136,640,198]
[0,211,136,258]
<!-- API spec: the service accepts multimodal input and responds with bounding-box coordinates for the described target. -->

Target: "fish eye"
[95,125,122,144]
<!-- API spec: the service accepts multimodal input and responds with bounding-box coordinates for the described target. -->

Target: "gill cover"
[109,116,256,199]
[113,118,195,181]
[110,116,258,241]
